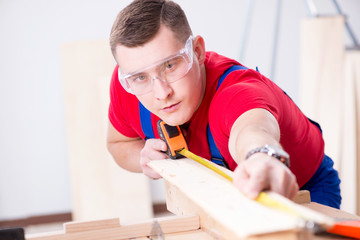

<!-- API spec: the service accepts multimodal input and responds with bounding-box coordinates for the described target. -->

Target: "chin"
[162,115,188,126]
[162,119,184,126]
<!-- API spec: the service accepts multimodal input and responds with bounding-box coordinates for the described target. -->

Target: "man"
[107,0,341,208]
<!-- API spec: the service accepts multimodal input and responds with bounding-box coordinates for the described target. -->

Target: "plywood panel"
[299,16,345,169]
[61,40,152,222]
[340,50,360,215]
[300,16,359,215]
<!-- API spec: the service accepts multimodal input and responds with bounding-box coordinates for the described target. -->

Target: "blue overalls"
[139,65,341,209]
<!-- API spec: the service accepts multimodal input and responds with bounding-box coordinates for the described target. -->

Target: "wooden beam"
[148,158,334,239]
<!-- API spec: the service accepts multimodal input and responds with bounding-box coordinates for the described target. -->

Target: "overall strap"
[139,102,155,139]
[207,65,248,168]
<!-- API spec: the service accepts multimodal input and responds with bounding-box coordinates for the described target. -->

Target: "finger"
[241,163,269,199]
[139,152,168,172]
[140,142,168,160]
[245,170,269,199]
[283,174,298,199]
[143,166,162,179]
[269,165,298,199]
[146,138,167,152]
[270,168,288,196]
[140,157,163,179]
[288,178,299,200]
[233,165,250,192]
[147,150,169,161]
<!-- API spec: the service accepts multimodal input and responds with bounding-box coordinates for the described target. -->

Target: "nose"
[152,77,173,99]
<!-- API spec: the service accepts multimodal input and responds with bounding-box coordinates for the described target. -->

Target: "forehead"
[115,26,184,74]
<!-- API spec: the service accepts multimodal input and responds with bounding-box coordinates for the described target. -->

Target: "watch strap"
[245,144,290,167]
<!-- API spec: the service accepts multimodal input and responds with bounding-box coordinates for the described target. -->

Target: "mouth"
[162,102,181,113]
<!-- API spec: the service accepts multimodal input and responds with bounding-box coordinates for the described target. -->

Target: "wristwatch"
[245,144,290,167]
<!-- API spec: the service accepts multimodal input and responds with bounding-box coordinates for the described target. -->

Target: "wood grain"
[148,158,334,239]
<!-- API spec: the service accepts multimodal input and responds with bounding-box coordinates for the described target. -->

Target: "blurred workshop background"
[0,0,359,229]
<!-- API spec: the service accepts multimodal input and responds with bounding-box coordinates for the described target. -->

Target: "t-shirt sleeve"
[108,66,139,138]
[209,69,281,137]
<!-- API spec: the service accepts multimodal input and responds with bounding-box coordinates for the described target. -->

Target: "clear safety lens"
[118,36,194,95]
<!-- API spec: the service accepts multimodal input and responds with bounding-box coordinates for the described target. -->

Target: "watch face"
[264,144,290,167]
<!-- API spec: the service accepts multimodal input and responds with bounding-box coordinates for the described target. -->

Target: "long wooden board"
[148,158,334,239]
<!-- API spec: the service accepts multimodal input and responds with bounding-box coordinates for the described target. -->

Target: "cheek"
[178,72,204,118]
[137,95,155,113]
[188,67,204,104]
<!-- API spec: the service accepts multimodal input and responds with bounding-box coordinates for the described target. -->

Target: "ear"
[193,35,206,65]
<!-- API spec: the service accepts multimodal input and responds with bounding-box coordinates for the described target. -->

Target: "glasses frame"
[118,36,194,95]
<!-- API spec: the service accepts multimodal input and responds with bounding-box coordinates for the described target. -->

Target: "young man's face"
[115,25,206,126]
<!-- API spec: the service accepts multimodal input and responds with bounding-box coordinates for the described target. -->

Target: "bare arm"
[229,108,298,199]
[229,108,281,161]
[106,121,168,179]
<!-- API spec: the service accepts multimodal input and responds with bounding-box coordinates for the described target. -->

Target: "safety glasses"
[118,36,194,95]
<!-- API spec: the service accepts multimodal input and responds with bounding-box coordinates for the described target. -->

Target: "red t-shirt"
[109,51,324,187]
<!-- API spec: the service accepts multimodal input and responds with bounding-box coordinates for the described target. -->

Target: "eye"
[128,73,148,83]
[165,61,175,70]
[135,75,147,81]
[164,57,182,72]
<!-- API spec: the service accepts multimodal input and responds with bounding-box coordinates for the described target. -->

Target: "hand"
[233,153,299,200]
[140,138,168,179]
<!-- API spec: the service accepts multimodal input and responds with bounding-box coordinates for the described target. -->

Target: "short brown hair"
[110,0,192,55]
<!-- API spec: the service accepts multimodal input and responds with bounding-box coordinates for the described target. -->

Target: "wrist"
[245,144,290,167]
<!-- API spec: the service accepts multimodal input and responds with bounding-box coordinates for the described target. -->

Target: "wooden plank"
[340,50,360,215]
[148,158,334,239]
[26,215,199,240]
[163,180,305,240]
[303,202,360,221]
[61,40,153,222]
[247,230,307,240]
[158,229,214,240]
[293,190,310,204]
[127,229,214,240]
[299,16,345,170]
[64,218,120,233]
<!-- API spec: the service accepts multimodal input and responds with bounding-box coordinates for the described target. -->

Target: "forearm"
[228,108,281,164]
[107,138,145,173]
[229,109,298,199]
